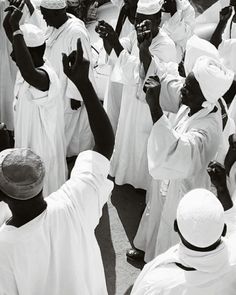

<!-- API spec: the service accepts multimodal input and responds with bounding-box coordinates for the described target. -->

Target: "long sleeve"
[147,113,221,180]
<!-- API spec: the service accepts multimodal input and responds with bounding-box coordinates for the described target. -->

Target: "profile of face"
[40,7,65,28]
[180,73,205,110]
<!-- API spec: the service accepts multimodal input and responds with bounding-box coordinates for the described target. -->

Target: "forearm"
[210,20,227,48]
[12,33,36,79]
[149,105,163,124]
[77,81,115,159]
[139,48,152,75]
[113,38,124,57]
[216,186,233,211]
[25,1,34,15]
[3,14,13,43]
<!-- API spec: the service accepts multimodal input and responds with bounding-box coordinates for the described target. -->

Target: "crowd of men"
[0,0,236,293]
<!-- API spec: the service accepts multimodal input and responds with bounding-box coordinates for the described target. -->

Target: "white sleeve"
[55,151,114,229]
[0,267,18,295]
[147,114,220,180]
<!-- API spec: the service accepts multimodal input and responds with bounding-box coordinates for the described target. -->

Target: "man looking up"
[0,38,114,294]
[40,0,96,157]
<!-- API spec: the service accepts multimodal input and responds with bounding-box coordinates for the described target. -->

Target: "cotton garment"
[161,0,195,61]
[109,30,177,190]
[44,15,95,157]
[14,61,67,197]
[0,151,113,295]
[0,0,46,131]
[131,235,236,295]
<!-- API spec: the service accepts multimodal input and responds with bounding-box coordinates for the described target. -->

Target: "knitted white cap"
[40,0,66,9]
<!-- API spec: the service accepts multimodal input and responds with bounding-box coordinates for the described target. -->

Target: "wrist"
[12,25,20,32]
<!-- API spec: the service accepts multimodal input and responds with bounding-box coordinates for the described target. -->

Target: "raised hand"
[220,6,233,23]
[62,38,90,88]
[6,0,24,31]
[207,161,227,189]
[224,134,236,176]
[95,20,118,44]
[162,0,177,16]
[136,20,152,48]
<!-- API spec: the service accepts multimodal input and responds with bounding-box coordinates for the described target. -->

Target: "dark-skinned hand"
[225,134,236,176]
[5,0,24,31]
[144,76,161,109]
[136,20,152,48]
[62,39,90,110]
[207,161,227,189]
[220,6,233,23]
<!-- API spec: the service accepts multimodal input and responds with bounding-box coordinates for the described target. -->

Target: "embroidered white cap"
[0,149,45,200]
[40,0,67,9]
[137,0,164,15]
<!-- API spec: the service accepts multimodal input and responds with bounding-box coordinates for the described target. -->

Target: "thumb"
[62,53,70,76]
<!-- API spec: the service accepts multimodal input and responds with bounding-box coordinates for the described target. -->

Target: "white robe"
[134,73,223,258]
[14,61,67,197]
[44,15,95,157]
[109,30,177,190]
[0,0,46,131]
[161,0,195,62]
[131,235,236,295]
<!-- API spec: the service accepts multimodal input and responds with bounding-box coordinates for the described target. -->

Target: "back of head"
[177,188,225,248]
[0,149,45,201]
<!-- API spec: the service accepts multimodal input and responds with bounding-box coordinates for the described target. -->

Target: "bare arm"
[9,3,49,91]
[63,39,114,159]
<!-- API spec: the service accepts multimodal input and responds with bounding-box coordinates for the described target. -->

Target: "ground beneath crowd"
[86,1,217,294]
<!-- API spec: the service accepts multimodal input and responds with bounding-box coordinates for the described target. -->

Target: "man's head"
[135,0,163,36]
[40,0,67,28]
[161,0,176,13]
[14,24,46,67]
[0,149,45,203]
[181,56,234,112]
[174,189,226,252]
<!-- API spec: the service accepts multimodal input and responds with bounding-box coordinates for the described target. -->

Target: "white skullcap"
[184,35,220,76]
[20,24,46,47]
[192,56,234,104]
[177,189,225,248]
[219,39,236,75]
[0,149,45,200]
[40,0,66,9]
[137,0,164,15]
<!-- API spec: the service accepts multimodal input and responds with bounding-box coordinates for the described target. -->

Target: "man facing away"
[3,1,67,196]
[131,188,236,294]
[0,38,115,295]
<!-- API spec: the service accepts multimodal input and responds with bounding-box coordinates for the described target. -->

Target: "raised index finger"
[76,38,84,64]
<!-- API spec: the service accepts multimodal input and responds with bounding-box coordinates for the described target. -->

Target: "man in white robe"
[1,0,46,132]
[131,188,236,295]
[129,36,235,262]
[161,0,195,61]
[40,0,95,157]
[97,0,177,189]
[130,56,234,261]
[0,38,115,294]
[4,4,67,197]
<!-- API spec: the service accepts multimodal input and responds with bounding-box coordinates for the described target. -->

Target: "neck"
[189,106,203,116]
[7,198,47,227]
[35,59,45,68]
[55,14,69,29]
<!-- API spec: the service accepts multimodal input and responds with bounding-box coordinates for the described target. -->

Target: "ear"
[174,219,178,232]
[222,224,227,237]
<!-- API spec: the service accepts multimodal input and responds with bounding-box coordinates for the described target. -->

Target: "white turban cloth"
[40,0,66,9]
[20,24,46,47]
[137,0,164,15]
[184,35,220,76]
[192,55,234,104]
[0,149,45,200]
[177,188,225,248]
[219,39,236,76]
